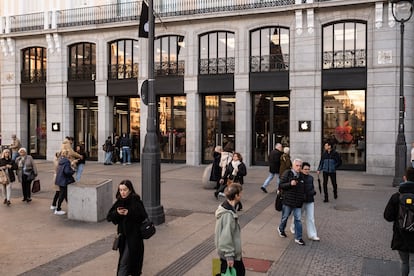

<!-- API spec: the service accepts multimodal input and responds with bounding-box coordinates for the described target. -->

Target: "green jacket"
[215,201,242,262]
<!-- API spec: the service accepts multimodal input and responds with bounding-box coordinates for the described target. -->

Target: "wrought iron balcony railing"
[68,65,96,81]
[323,49,366,69]
[21,69,47,83]
[2,0,340,34]
[154,60,185,76]
[108,64,139,80]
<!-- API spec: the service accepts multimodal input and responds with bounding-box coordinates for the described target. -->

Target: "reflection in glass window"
[108,39,139,80]
[68,42,96,81]
[323,90,366,168]
[21,47,47,83]
[154,35,184,76]
[199,31,235,75]
[323,21,366,69]
[250,27,290,72]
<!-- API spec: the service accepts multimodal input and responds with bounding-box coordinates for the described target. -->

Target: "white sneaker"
[310,236,320,241]
[218,192,225,198]
[54,210,66,215]
[50,205,57,210]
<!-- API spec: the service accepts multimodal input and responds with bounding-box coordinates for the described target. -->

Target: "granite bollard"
[67,178,113,222]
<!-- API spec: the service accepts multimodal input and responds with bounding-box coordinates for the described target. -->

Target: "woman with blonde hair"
[0,149,17,206]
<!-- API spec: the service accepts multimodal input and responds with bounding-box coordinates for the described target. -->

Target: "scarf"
[231,160,241,175]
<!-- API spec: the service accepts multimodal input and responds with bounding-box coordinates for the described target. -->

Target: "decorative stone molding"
[296,10,303,35]
[307,9,314,34]
[375,2,383,29]
[388,2,395,27]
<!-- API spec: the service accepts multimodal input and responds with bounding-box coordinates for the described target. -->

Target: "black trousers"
[21,174,31,200]
[322,172,337,199]
[57,186,67,211]
[219,258,245,276]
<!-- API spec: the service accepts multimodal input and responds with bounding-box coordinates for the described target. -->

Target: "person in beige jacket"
[15,148,37,202]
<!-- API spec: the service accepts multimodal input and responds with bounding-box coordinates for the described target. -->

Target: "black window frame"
[108,39,139,80]
[322,20,367,70]
[154,35,185,76]
[198,31,235,75]
[68,42,96,81]
[21,47,47,83]
[249,26,290,73]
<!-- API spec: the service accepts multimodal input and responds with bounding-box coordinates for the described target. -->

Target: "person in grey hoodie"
[214,183,245,276]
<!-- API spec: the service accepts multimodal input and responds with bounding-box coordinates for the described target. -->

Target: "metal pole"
[392,20,407,186]
[141,0,165,224]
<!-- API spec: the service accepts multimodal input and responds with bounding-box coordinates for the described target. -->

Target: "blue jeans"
[12,152,19,161]
[104,151,112,164]
[279,204,303,240]
[399,251,414,276]
[262,172,280,189]
[122,147,131,164]
[75,163,84,182]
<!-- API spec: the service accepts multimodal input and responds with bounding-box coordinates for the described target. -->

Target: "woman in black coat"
[0,149,17,206]
[107,180,148,276]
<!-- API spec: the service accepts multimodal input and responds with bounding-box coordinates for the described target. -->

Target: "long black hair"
[115,179,140,200]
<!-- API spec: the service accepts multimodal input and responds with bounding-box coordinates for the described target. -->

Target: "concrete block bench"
[68,178,113,222]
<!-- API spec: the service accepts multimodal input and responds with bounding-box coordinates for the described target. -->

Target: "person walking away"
[220,152,247,211]
[15,148,37,203]
[75,145,86,181]
[384,166,414,276]
[54,150,75,215]
[10,134,21,161]
[215,183,246,276]
[210,146,223,198]
[279,146,292,177]
[261,143,283,193]
[119,133,132,165]
[317,141,342,202]
[113,135,121,164]
[0,149,17,206]
[216,145,233,197]
[104,136,114,165]
[277,159,306,245]
[107,180,148,276]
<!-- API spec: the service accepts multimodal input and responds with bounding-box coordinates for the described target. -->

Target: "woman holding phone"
[107,180,148,276]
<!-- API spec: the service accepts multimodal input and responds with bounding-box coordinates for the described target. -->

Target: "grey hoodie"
[214,201,242,262]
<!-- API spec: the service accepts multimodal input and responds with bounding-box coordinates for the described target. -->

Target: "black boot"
[323,196,329,203]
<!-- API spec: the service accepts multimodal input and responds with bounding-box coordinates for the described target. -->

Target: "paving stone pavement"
[0,161,403,275]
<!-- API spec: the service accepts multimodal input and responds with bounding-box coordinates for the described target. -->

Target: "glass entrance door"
[74,98,98,160]
[113,97,141,162]
[252,93,290,165]
[28,99,46,159]
[158,96,186,163]
[202,95,235,163]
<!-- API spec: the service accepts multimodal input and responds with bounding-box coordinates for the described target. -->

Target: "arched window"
[108,39,139,80]
[250,26,289,72]
[68,42,96,80]
[199,31,235,75]
[154,35,184,76]
[21,47,47,83]
[322,21,366,69]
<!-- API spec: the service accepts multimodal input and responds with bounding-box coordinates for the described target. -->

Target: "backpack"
[398,193,414,232]
[102,144,107,152]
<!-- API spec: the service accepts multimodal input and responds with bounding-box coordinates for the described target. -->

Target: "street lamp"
[391,0,413,186]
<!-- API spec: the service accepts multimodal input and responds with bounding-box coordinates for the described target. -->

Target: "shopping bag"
[31,179,41,193]
[222,267,236,276]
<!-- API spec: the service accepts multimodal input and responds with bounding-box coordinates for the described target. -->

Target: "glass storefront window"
[68,42,96,80]
[199,31,235,75]
[154,35,185,76]
[250,26,290,72]
[21,47,47,83]
[322,21,366,69]
[322,90,366,170]
[108,39,139,79]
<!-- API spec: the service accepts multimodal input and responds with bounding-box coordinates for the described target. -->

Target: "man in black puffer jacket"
[384,167,414,275]
[277,158,306,245]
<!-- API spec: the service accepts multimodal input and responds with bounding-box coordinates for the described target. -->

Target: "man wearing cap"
[10,134,21,161]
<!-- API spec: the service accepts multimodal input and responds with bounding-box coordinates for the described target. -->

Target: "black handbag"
[31,179,41,193]
[275,190,283,212]
[112,233,121,250]
[140,218,156,239]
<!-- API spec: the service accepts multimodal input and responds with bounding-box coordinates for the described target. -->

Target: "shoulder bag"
[0,169,9,185]
[275,189,283,212]
[140,218,156,239]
